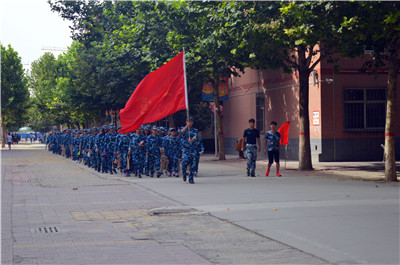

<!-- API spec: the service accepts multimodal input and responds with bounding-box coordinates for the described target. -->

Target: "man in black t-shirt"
[241,118,261,177]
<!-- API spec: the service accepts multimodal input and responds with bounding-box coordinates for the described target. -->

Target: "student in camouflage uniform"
[64,130,72,159]
[79,130,88,164]
[90,127,100,172]
[160,128,169,174]
[95,125,108,173]
[146,126,163,178]
[165,128,181,177]
[118,132,131,176]
[130,127,146,178]
[72,131,80,161]
[180,128,197,184]
[106,124,118,174]
[242,118,261,177]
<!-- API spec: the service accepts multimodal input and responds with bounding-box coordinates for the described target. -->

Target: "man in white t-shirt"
[7,133,12,150]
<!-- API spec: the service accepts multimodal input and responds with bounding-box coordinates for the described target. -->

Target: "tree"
[237,1,348,170]
[49,1,212,131]
[337,2,400,182]
[1,44,29,147]
[163,1,250,160]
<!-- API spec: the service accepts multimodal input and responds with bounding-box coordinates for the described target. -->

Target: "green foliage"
[1,44,30,129]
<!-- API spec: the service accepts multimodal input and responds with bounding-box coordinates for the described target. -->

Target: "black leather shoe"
[138,175,142,178]
[189,179,194,184]
[110,171,113,175]
[183,176,187,182]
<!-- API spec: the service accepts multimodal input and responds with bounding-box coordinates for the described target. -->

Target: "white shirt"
[7,135,12,142]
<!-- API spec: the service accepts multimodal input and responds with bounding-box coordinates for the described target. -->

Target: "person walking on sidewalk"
[242,118,261,177]
[7,133,12,150]
[264,121,282,177]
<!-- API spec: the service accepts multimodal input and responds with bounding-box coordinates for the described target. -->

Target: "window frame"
[343,87,387,132]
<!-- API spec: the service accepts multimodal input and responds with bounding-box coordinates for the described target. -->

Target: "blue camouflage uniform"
[118,133,131,176]
[64,131,72,159]
[130,130,146,177]
[164,129,181,177]
[72,132,80,161]
[95,126,108,173]
[90,128,100,171]
[146,127,163,177]
[106,125,118,174]
[180,129,198,183]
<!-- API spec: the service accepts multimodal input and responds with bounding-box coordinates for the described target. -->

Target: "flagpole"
[183,48,190,138]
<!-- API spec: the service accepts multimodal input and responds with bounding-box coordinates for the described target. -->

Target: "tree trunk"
[297,46,313,170]
[213,75,225,160]
[168,115,175,129]
[384,41,399,182]
[1,118,6,148]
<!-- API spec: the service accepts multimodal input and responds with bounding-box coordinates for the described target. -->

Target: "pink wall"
[320,56,400,139]
[224,69,261,138]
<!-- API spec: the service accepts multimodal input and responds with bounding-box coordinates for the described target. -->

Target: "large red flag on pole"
[119,52,188,134]
[278,121,290,146]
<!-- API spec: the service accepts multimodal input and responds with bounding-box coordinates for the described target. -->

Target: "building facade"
[222,56,400,162]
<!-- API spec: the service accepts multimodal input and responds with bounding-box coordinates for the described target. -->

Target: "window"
[343,87,386,131]
[256,94,265,134]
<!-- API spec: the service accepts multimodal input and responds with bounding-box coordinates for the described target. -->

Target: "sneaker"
[247,171,250,177]
[183,175,187,182]
[265,169,270,177]
[251,171,255,177]
[138,175,142,178]
[276,173,282,177]
[189,179,195,184]
[157,172,162,178]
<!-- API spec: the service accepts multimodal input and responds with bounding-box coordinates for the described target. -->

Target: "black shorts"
[268,150,280,164]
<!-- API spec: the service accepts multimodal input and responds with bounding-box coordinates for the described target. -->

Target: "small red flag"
[120,52,187,133]
[278,121,290,146]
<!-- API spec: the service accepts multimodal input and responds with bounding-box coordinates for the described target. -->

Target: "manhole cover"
[149,208,198,216]
[31,227,60,233]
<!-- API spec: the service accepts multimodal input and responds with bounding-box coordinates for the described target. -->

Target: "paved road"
[2,143,331,265]
[136,159,400,265]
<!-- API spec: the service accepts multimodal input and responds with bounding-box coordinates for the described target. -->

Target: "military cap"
[169,128,176,132]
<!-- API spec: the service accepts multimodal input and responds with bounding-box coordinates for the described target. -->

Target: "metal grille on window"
[256,94,265,134]
[344,87,386,132]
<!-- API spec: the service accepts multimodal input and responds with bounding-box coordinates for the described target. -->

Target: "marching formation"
[46,118,204,184]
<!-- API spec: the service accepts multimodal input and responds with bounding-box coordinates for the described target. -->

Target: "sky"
[1,0,73,71]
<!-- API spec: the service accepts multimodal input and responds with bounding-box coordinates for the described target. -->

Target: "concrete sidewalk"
[2,143,329,265]
[201,154,400,181]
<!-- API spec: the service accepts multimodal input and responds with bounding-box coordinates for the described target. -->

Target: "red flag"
[278,121,290,146]
[120,52,187,133]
